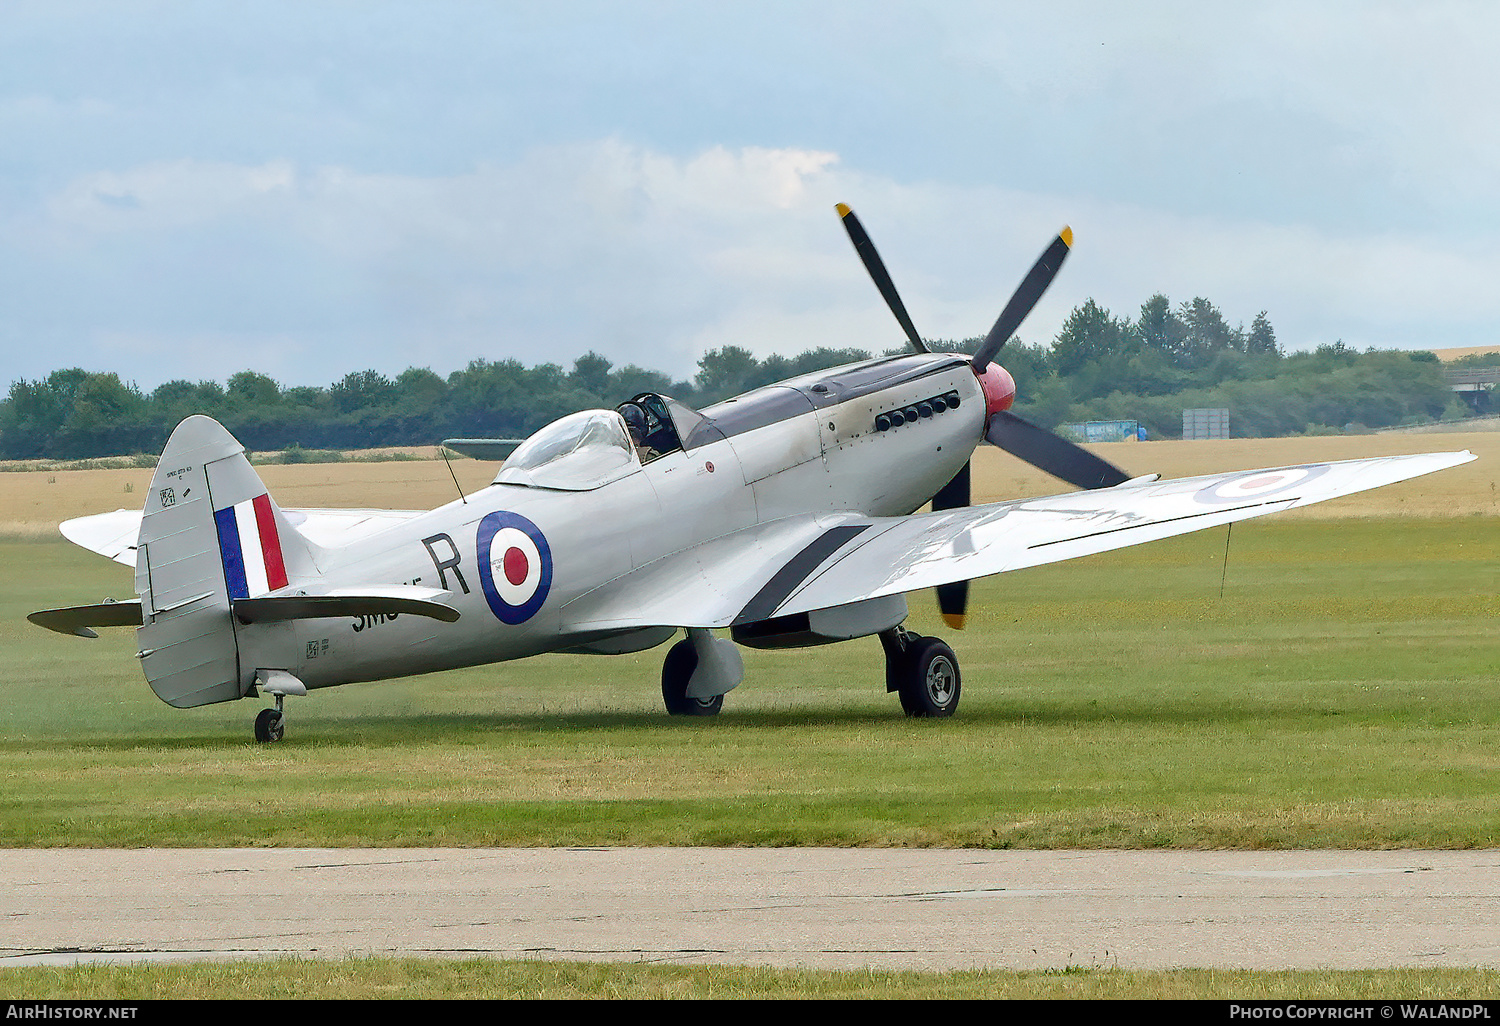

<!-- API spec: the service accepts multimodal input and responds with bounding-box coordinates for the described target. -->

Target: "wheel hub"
[926,656,956,706]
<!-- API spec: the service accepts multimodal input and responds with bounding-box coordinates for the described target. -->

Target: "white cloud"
[7,136,1500,393]
[48,160,298,234]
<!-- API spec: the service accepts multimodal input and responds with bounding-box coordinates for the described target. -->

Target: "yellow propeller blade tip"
[835,203,851,217]
[1060,226,1074,248]
[941,612,967,631]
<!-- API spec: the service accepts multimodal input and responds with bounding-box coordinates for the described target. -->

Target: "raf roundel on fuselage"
[476,510,552,625]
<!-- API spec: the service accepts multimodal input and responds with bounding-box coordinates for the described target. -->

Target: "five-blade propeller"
[836,204,1133,626]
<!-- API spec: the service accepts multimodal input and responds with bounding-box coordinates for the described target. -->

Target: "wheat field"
[1,430,1494,539]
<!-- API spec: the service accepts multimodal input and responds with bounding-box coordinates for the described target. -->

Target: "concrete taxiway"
[3,848,1497,971]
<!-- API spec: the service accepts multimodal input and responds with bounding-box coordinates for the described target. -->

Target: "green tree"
[393,368,447,412]
[447,358,529,436]
[330,370,396,413]
[53,372,150,458]
[1137,294,1186,360]
[1052,299,1136,379]
[695,346,760,400]
[1246,311,1280,356]
[1177,297,1244,367]
[609,364,678,402]
[568,351,613,399]
[1012,375,1077,430]
[227,371,281,405]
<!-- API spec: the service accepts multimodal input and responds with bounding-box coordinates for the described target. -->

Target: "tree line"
[0,294,1472,460]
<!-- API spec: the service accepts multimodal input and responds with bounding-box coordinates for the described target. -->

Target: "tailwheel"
[252,671,303,743]
[661,638,723,717]
[254,706,284,743]
[881,628,961,718]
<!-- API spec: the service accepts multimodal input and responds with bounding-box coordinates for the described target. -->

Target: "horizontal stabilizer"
[442,438,525,461]
[59,508,141,566]
[29,599,143,638]
[231,587,461,625]
[60,506,428,566]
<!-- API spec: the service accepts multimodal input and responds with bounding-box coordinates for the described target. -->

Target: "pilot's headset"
[620,403,648,444]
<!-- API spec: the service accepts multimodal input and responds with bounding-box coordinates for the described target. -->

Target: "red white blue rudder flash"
[477,511,552,624]
[214,494,290,598]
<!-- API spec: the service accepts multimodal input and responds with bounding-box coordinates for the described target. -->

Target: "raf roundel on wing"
[476,511,552,624]
[1193,465,1331,505]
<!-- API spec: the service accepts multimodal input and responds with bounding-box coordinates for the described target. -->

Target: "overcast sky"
[3,0,1498,391]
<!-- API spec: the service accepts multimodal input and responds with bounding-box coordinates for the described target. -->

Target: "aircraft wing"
[563,450,1474,631]
[561,512,871,631]
[59,507,427,566]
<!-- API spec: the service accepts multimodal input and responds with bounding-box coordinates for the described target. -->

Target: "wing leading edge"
[564,450,1475,632]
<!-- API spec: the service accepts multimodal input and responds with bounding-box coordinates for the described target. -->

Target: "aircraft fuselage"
[233,352,987,692]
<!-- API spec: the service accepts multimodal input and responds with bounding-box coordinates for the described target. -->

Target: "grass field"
[4,512,1497,850]
[4,437,1496,996]
[4,958,1497,1000]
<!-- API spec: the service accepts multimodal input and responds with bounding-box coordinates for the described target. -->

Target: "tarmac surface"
[4,848,1498,971]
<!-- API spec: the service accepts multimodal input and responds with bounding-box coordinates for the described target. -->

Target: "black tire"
[661,638,723,717]
[896,636,961,718]
[254,708,284,743]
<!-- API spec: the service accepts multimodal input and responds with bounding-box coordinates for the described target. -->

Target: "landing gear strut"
[880,626,961,717]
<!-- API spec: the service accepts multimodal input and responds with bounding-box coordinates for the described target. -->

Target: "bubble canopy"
[493,409,639,490]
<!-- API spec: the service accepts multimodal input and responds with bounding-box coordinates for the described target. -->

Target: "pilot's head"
[621,403,647,444]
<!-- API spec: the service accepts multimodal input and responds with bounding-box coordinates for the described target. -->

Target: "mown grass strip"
[3,958,1498,1000]
[3,518,1497,850]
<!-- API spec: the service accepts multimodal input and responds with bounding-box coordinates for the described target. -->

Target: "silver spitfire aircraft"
[30,206,1476,741]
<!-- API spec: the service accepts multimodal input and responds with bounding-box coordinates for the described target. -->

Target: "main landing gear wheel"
[661,638,723,717]
[882,628,961,718]
[254,707,284,743]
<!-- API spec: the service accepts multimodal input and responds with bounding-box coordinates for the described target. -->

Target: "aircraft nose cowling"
[974,363,1016,416]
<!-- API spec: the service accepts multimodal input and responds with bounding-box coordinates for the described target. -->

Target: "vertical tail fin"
[135,415,322,707]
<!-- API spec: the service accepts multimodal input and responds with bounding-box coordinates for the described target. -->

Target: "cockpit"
[615,393,695,464]
[493,394,718,490]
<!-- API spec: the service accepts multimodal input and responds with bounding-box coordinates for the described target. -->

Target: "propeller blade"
[932,459,970,512]
[836,203,928,355]
[936,581,968,630]
[971,227,1073,372]
[986,411,1131,490]
[932,461,971,629]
